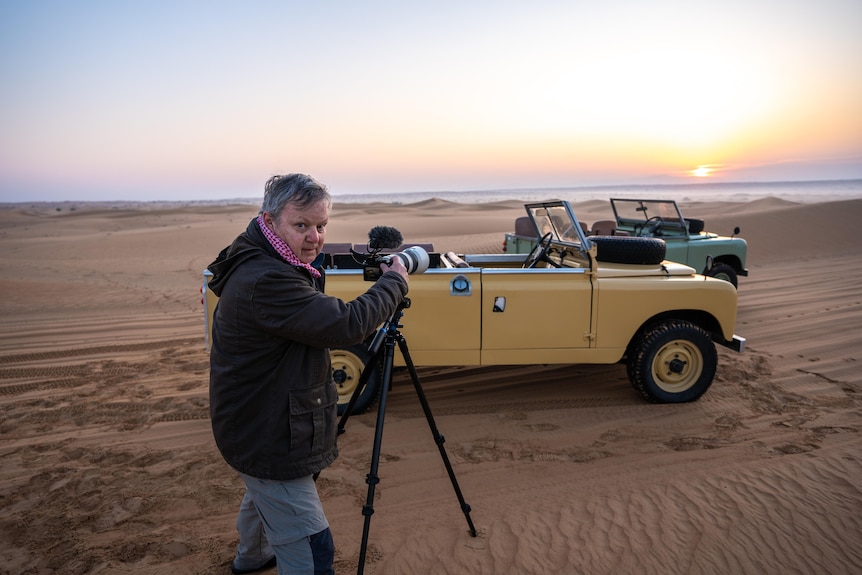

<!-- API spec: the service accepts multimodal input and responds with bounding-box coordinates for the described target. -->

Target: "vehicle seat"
[514,216,534,237]
[590,220,617,236]
[323,243,354,268]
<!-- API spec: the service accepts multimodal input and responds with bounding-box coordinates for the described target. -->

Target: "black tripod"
[338,297,477,574]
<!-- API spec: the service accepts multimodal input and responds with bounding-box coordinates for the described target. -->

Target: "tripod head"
[368,297,411,356]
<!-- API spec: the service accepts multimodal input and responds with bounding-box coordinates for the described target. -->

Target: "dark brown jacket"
[208,218,407,480]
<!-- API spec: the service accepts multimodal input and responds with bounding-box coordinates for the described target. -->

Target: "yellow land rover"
[203,200,744,413]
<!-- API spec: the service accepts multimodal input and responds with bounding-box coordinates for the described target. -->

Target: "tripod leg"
[396,335,478,538]
[337,348,382,434]
[356,334,397,574]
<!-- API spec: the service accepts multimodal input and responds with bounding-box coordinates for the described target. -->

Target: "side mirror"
[732,226,740,238]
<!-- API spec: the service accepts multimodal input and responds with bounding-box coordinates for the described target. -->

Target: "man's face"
[264,199,330,264]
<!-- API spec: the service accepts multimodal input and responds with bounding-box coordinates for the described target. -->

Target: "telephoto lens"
[391,246,430,275]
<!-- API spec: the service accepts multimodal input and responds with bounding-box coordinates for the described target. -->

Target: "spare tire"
[590,236,666,265]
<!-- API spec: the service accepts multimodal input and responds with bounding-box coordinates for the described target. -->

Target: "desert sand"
[1,195,861,575]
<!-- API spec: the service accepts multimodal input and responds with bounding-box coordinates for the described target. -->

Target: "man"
[207,174,409,574]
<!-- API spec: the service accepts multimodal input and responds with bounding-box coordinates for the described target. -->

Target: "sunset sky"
[2,0,861,202]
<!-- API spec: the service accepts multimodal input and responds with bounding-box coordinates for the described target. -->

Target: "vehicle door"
[479,266,592,365]
[479,201,594,365]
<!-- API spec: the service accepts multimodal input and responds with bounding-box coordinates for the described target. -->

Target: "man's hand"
[380,257,409,283]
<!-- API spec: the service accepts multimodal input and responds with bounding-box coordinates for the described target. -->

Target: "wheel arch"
[624,310,724,357]
[704,254,744,274]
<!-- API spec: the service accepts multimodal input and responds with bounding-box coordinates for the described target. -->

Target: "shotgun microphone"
[367,226,404,250]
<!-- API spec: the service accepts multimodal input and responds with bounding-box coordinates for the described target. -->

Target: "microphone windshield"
[368,226,403,250]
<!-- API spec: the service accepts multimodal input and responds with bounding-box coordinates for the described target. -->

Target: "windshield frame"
[524,201,590,252]
[610,198,688,234]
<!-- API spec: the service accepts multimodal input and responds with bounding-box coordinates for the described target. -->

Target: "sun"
[691,165,713,178]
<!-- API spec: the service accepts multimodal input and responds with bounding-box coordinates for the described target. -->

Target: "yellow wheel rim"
[651,339,703,393]
[330,349,366,405]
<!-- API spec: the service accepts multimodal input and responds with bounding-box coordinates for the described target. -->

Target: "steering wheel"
[634,216,665,237]
[523,232,554,268]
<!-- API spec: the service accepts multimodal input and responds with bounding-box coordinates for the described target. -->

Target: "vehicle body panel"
[480,268,592,354]
[324,268,483,367]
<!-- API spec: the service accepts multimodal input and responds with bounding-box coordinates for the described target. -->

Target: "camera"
[352,226,430,281]
[356,245,430,281]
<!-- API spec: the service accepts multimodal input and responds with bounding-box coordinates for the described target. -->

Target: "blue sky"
[1,0,861,201]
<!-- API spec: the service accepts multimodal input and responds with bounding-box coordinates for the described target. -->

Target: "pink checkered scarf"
[257,215,321,279]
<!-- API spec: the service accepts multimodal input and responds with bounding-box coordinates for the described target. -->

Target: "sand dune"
[0,196,860,574]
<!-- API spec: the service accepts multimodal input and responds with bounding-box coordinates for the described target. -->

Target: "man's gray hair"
[259,174,331,217]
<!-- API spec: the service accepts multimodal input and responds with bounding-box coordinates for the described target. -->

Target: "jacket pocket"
[288,381,338,458]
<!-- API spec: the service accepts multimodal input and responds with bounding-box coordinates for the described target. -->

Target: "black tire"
[330,343,382,415]
[705,262,738,288]
[590,236,666,265]
[627,320,717,403]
